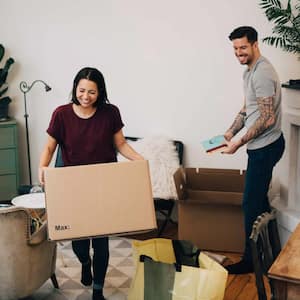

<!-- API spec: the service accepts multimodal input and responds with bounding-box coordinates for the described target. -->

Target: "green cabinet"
[0,119,19,202]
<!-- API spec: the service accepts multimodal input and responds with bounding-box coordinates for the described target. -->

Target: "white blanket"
[118,136,180,199]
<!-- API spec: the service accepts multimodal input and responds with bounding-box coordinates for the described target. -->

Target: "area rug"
[28,237,226,300]
[30,237,134,300]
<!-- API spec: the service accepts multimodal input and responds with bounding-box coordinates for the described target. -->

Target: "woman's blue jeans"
[242,133,285,262]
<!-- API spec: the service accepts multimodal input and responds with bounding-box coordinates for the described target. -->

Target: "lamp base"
[0,99,11,121]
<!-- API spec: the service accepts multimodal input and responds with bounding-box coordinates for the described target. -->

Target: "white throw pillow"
[117,136,180,199]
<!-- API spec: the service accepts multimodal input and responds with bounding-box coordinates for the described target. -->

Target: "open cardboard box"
[174,167,245,252]
[44,160,157,241]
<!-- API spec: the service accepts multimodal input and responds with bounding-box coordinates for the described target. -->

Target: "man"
[222,26,285,274]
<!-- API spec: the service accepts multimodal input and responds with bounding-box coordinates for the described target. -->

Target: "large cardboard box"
[44,160,157,241]
[174,167,245,252]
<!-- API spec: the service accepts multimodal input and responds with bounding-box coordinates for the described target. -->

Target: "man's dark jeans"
[243,133,285,261]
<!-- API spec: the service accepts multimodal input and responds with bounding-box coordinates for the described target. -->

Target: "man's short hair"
[229,26,258,44]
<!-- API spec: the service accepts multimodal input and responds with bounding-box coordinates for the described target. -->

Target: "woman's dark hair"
[71,67,109,107]
[229,26,258,44]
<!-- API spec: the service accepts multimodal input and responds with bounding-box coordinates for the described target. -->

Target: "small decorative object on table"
[0,204,11,208]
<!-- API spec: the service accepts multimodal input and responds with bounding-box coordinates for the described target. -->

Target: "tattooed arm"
[224,104,246,141]
[240,96,275,144]
[223,96,275,154]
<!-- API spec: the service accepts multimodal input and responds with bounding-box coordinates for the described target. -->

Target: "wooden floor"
[127,219,271,300]
[223,253,271,300]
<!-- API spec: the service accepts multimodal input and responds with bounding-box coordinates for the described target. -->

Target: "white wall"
[1,0,299,185]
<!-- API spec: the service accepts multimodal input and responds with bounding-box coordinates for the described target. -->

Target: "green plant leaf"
[262,36,285,47]
[0,86,8,97]
[294,14,300,27]
[265,7,291,24]
[260,0,282,10]
[0,96,11,105]
[0,44,4,62]
[0,57,15,87]
[273,24,300,40]
[284,44,300,53]
[287,0,292,14]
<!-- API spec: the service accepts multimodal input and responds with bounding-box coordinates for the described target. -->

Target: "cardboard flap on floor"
[44,160,157,241]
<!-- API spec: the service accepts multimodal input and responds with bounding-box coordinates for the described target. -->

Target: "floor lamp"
[19,80,52,186]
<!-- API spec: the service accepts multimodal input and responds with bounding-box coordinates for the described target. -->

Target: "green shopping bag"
[128,238,228,300]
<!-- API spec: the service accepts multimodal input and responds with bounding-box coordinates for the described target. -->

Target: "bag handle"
[139,255,182,272]
[172,240,201,270]
[139,255,152,262]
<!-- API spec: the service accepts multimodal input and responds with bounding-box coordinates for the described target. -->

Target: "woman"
[39,67,143,300]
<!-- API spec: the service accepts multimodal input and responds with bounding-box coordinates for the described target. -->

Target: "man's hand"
[222,139,242,154]
[224,131,234,141]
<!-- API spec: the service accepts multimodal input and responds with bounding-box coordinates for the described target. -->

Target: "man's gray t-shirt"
[243,56,282,150]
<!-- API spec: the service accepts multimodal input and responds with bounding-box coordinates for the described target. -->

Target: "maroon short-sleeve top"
[47,103,124,166]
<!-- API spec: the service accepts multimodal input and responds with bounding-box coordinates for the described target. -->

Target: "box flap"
[185,168,245,192]
[186,190,243,206]
[173,167,187,200]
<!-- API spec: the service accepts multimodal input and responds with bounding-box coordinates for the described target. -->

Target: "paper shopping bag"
[128,238,228,300]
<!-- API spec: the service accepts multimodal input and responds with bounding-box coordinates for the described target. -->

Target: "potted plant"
[260,0,300,55]
[260,0,300,88]
[0,44,15,121]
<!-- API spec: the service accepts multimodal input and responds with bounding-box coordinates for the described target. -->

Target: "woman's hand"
[38,134,58,185]
[39,167,45,185]
[114,130,144,161]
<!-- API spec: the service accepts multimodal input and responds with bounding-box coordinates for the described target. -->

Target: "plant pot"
[0,98,11,121]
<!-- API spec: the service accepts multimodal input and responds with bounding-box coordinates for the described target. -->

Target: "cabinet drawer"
[0,149,17,174]
[0,174,18,201]
[0,126,16,148]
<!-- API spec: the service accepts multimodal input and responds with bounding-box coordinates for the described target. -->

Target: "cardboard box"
[44,160,157,241]
[174,167,245,252]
